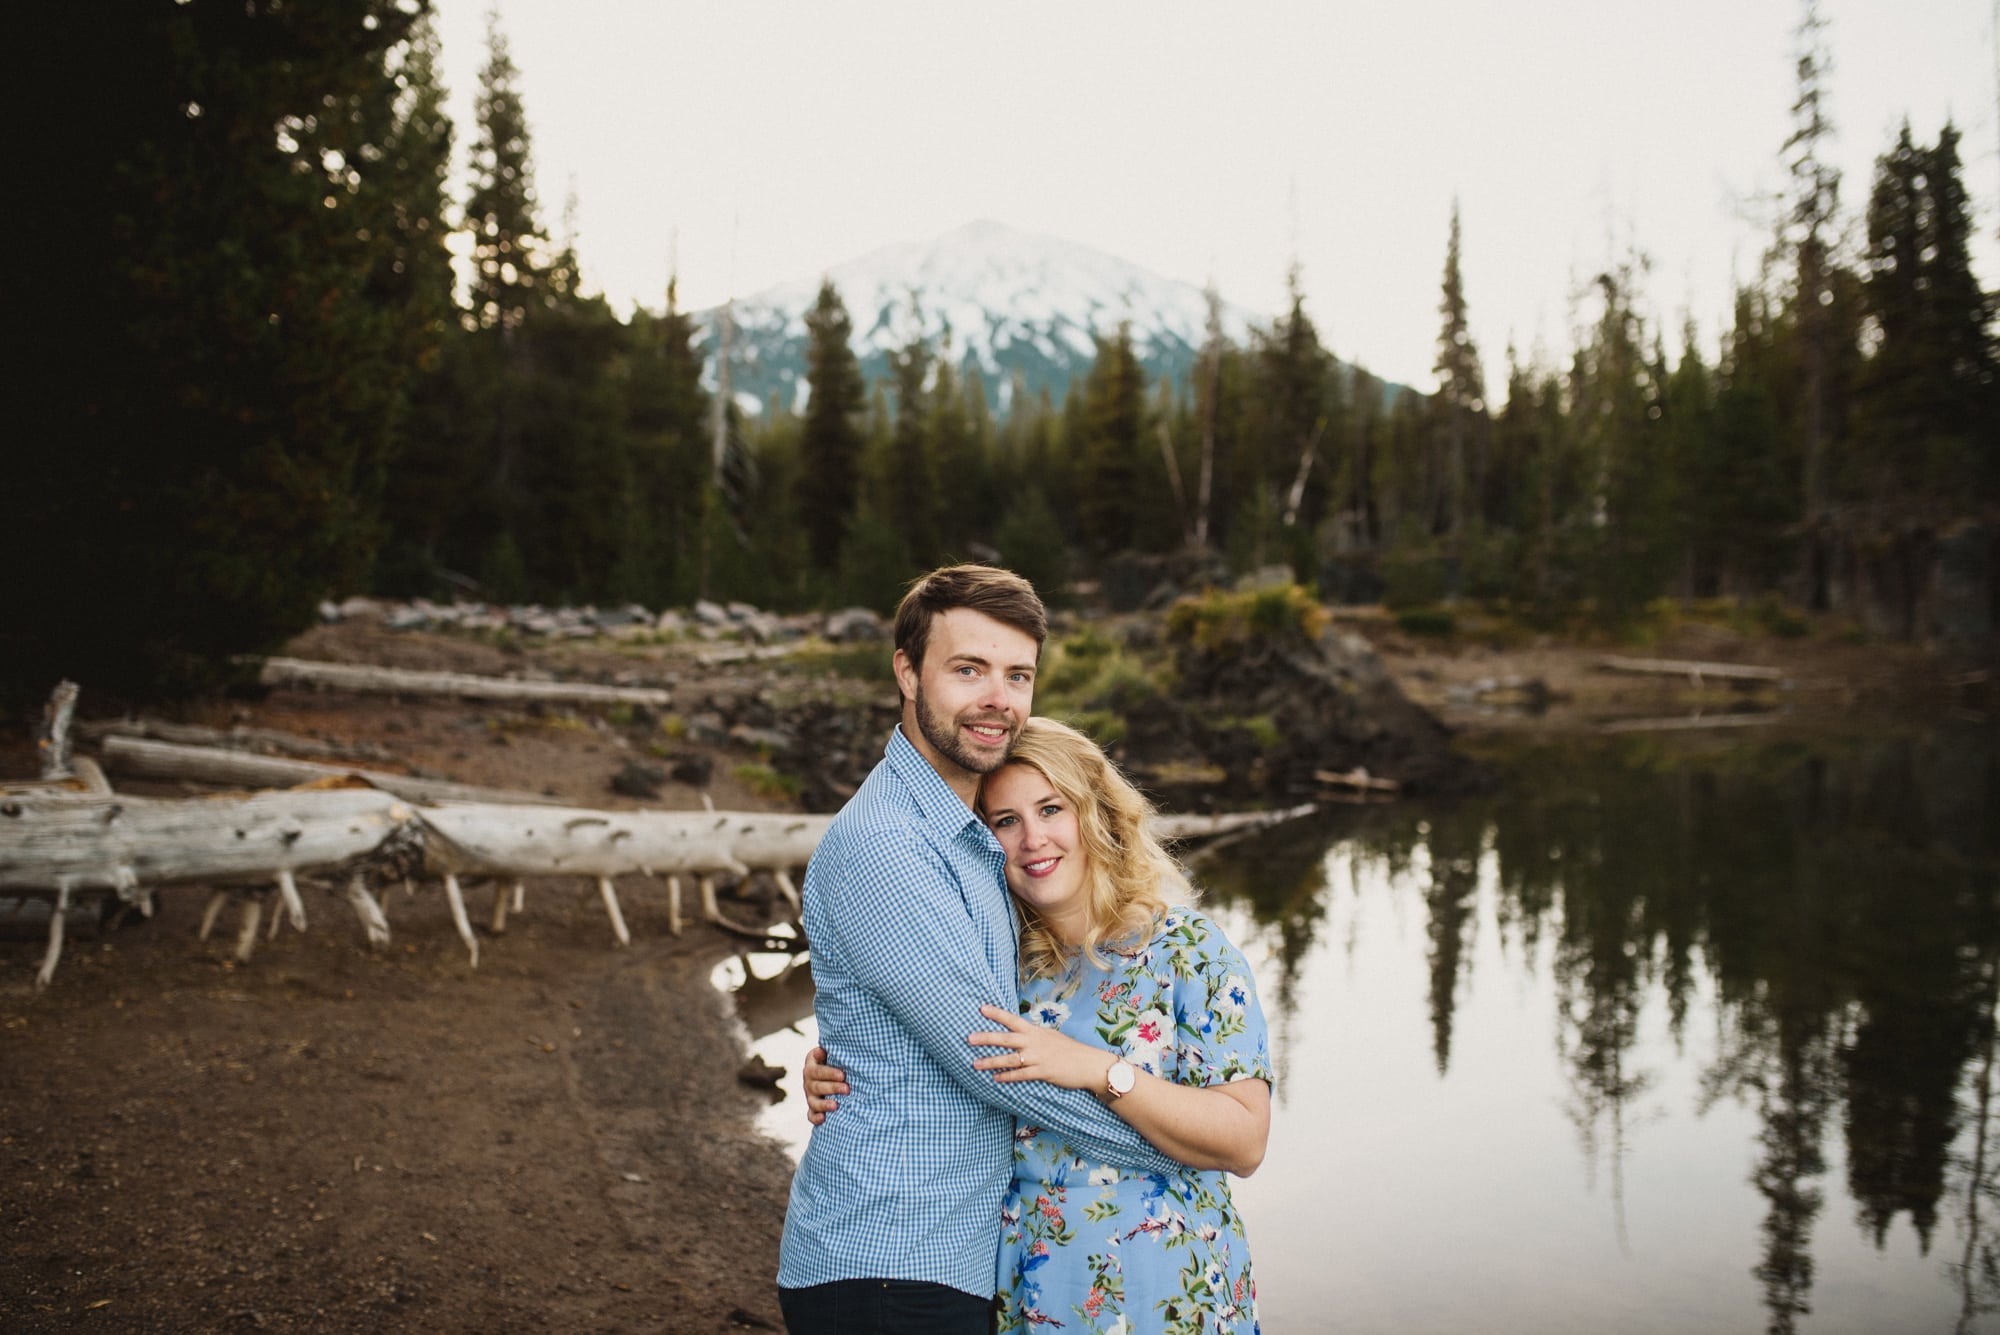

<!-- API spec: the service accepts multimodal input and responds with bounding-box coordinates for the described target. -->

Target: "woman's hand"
[969,1004,1115,1093]
[802,1045,848,1125]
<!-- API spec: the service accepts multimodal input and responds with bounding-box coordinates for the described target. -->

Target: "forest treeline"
[11,1,1997,705]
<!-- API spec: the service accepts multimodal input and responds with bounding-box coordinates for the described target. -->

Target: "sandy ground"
[0,610,1983,1332]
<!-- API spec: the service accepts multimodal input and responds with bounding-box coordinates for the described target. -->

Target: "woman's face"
[983,762,1089,942]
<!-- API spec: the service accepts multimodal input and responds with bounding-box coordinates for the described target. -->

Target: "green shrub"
[1051,709,1128,747]
[1165,583,1327,655]
[1216,714,1282,750]
[1394,606,1457,637]
[1748,595,1810,638]
[1037,632,1171,733]
[1380,550,1451,610]
[733,763,801,801]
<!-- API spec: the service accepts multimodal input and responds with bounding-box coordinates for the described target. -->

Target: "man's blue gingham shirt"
[777,726,1180,1299]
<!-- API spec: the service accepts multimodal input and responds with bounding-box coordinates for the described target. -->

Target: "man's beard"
[914,681,1018,775]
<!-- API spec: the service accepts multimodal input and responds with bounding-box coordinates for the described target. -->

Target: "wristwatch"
[1106,1058,1137,1100]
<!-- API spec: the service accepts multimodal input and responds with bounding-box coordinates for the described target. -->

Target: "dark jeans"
[778,1278,994,1335]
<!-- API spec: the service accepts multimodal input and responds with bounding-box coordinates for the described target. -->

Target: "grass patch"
[1216,714,1282,750]
[783,641,897,685]
[1048,709,1128,747]
[733,763,801,801]
[1035,628,1173,739]
[1164,583,1328,655]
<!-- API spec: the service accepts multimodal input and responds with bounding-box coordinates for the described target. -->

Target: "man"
[777,565,1178,1335]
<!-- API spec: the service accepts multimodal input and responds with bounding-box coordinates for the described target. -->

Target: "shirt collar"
[887,724,996,846]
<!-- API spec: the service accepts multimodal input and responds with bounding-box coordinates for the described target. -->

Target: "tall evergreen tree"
[1076,325,1149,556]
[623,280,712,606]
[463,12,546,333]
[1431,201,1488,539]
[1783,0,1842,544]
[796,280,866,570]
[928,351,983,553]
[11,1,427,701]
[1570,263,1673,617]
[370,11,466,595]
[880,332,939,565]
[1855,122,1999,503]
[1239,266,1336,572]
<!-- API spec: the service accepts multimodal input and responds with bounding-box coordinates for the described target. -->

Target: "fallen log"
[80,717,399,765]
[258,656,672,708]
[1595,655,1786,684]
[1598,711,1780,734]
[100,736,563,806]
[0,787,421,894]
[1313,768,1401,794]
[1,786,1317,983]
[0,786,421,985]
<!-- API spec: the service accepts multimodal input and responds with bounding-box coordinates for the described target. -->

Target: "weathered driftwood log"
[419,804,828,948]
[3,785,1315,981]
[1598,711,1780,734]
[100,736,562,806]
[1,786,419,984]
[1314,768,1400,794]
[258,656,672,708]
[0,787,421,894]
[1595,655,1786,684]
[38,681,81,779]
[81,717,399,764]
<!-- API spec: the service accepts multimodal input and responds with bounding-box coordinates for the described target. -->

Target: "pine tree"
[1346,367,1386,549]
[1920,125,1999,497]
[796,280,866,570]
[623,280,715,605]
[1854,120,1998,506]
[10,1,426,701]
[1783,0,1841,540]
[881,332,940,565]
[1658,323,1716,594]
[1076,325,1149,556]
[464,12,546,333]
[1240,266,1335,572]
[1431,201,1488,538]
[1192,285,1228,551]
[1570,262,1673,617]
[928,352,982,553]
[370,11,465,594]
[1853,124,1930,500]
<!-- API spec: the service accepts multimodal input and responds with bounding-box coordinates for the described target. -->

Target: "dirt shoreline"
[1,612,1982,1332]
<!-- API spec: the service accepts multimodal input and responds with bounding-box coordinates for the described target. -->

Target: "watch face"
[1109,1060,1136,1095]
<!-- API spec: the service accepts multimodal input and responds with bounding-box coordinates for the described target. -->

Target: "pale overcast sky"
[432,0,1998,394]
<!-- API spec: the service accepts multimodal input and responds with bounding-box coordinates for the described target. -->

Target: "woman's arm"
[801,1045,846,1124]
[969,1005,1270,1177]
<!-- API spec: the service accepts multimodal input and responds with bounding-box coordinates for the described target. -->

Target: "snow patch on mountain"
[698,220,1267,414]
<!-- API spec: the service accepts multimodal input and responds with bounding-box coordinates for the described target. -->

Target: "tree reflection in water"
[1196,724,2000,1333]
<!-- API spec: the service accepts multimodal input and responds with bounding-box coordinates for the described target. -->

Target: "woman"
[807,717,1272,1333]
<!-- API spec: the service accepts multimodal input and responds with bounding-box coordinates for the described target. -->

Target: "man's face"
[894,608,1038,783]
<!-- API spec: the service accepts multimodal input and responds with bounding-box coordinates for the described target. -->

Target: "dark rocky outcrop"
[1117,607,1481,808]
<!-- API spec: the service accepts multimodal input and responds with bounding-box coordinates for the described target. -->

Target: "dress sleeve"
[821,820,1182,1175]
[1168,912,1275,1090]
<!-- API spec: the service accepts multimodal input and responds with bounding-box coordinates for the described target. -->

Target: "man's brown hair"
[892,564,1047,670]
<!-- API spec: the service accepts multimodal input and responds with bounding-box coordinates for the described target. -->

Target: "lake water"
[722,721,2000,1334]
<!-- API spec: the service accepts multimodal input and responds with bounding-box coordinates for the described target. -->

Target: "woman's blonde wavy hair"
[977,717,1194,985]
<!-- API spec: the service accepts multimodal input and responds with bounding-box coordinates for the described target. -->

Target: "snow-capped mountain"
[698,220,1266,416]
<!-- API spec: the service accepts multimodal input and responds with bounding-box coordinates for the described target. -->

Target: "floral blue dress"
[998,907,1271,1334]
